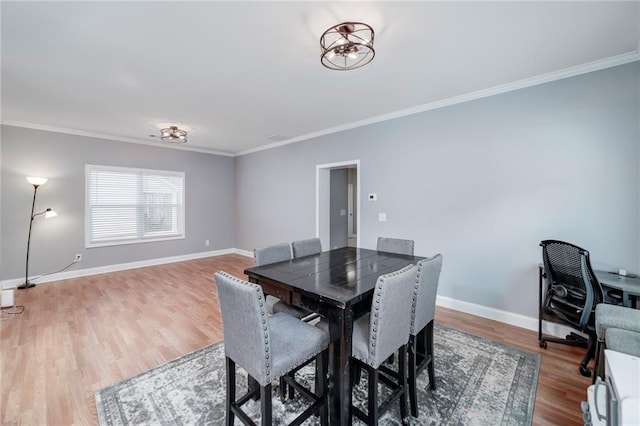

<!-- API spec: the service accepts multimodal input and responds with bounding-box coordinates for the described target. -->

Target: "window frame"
[85,164,186,248]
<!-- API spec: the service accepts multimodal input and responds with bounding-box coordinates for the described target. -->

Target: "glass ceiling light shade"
[44,208,58,219]
[320,22,375,71]
[160,126,187,144]
[26,176,48,187]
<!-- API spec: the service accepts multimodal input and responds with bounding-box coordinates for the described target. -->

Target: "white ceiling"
[2,1,639,156]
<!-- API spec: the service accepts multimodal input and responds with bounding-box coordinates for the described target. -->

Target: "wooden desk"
[244,247,424,425]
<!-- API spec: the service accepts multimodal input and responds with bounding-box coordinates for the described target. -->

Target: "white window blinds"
[86,165,185,247]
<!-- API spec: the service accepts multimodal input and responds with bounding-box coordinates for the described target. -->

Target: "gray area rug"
[95,324,539,425]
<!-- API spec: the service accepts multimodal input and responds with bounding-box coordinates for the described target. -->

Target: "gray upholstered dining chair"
[593,303,640,380]
[370,236,415,368]
[291,237,322,259]
[254,242,291,267]
[377,237,415,256]
[215,271,330,426]
[407,254,443,417]
[350,264,417,425]
[253,243,308,319]
[255,242,325,400]
[254,243,319,400]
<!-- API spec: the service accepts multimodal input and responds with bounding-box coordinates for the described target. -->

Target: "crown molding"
[0,121,235,157]
[236,50,640,157]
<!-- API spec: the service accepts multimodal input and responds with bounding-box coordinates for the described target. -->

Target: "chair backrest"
[365,264,417,368]
[291,238,322,259]
[540,240,603,331]
[377,237,415,256]
[214,271,272,386]
[254,243,291,266]
[410,254,443,336]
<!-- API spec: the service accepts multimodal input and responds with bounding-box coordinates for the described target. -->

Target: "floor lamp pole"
[18,184,39,290]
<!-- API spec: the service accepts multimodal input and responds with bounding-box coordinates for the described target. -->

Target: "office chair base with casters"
[539,332,588,349]
[540,333,594,377]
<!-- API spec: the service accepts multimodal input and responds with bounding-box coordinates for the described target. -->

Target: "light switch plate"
[378,213,387,222]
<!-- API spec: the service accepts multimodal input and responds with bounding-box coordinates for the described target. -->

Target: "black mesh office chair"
[540,240,604,377]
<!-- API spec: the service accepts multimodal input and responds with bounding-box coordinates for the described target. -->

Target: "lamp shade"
[26,176,48,186]
[44,209,58,219]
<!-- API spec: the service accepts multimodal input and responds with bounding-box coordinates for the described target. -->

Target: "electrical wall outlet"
[74,254,82,262]
[205,240,210,247]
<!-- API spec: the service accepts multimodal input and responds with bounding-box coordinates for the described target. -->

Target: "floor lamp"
[18,176,57,290]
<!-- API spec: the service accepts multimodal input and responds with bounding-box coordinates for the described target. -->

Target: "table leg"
[328,306,354,426]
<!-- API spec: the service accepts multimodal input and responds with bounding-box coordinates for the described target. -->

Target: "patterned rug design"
[95,324,539,425]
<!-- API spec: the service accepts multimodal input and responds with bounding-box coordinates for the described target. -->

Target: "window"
[86,165,185,247]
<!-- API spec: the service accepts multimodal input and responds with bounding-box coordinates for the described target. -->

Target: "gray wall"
[1,126,236,281]
[1,63,637,319]
[330,169,348,249]
[235,62,640,318]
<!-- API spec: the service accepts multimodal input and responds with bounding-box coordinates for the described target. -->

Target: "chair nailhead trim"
[362,264,416,366]
[217,271,276,381]
[217,271,334,384]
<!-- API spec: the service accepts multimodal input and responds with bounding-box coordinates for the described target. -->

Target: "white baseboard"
[1,248,237,289]
[1,249,573,339]
[436,295,579,339]
[234,248,253,258]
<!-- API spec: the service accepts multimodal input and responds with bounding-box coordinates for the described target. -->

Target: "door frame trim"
[316,160,361,250]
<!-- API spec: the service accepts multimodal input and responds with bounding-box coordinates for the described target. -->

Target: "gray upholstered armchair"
[215,271,329,425]
[605,328,640,358]
[593,303,640,380]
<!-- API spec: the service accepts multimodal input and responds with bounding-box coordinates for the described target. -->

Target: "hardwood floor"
[1,254,591,425]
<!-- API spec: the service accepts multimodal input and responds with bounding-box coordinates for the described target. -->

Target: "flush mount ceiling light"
[160,126,187,144]
[320,22,375,71]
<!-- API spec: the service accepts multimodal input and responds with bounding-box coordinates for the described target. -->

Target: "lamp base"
[17,282,36,290]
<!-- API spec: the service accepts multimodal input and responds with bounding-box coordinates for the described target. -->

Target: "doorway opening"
[316,160,360,250]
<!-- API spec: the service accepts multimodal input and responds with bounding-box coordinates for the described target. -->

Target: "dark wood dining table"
[244,246,424,425]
